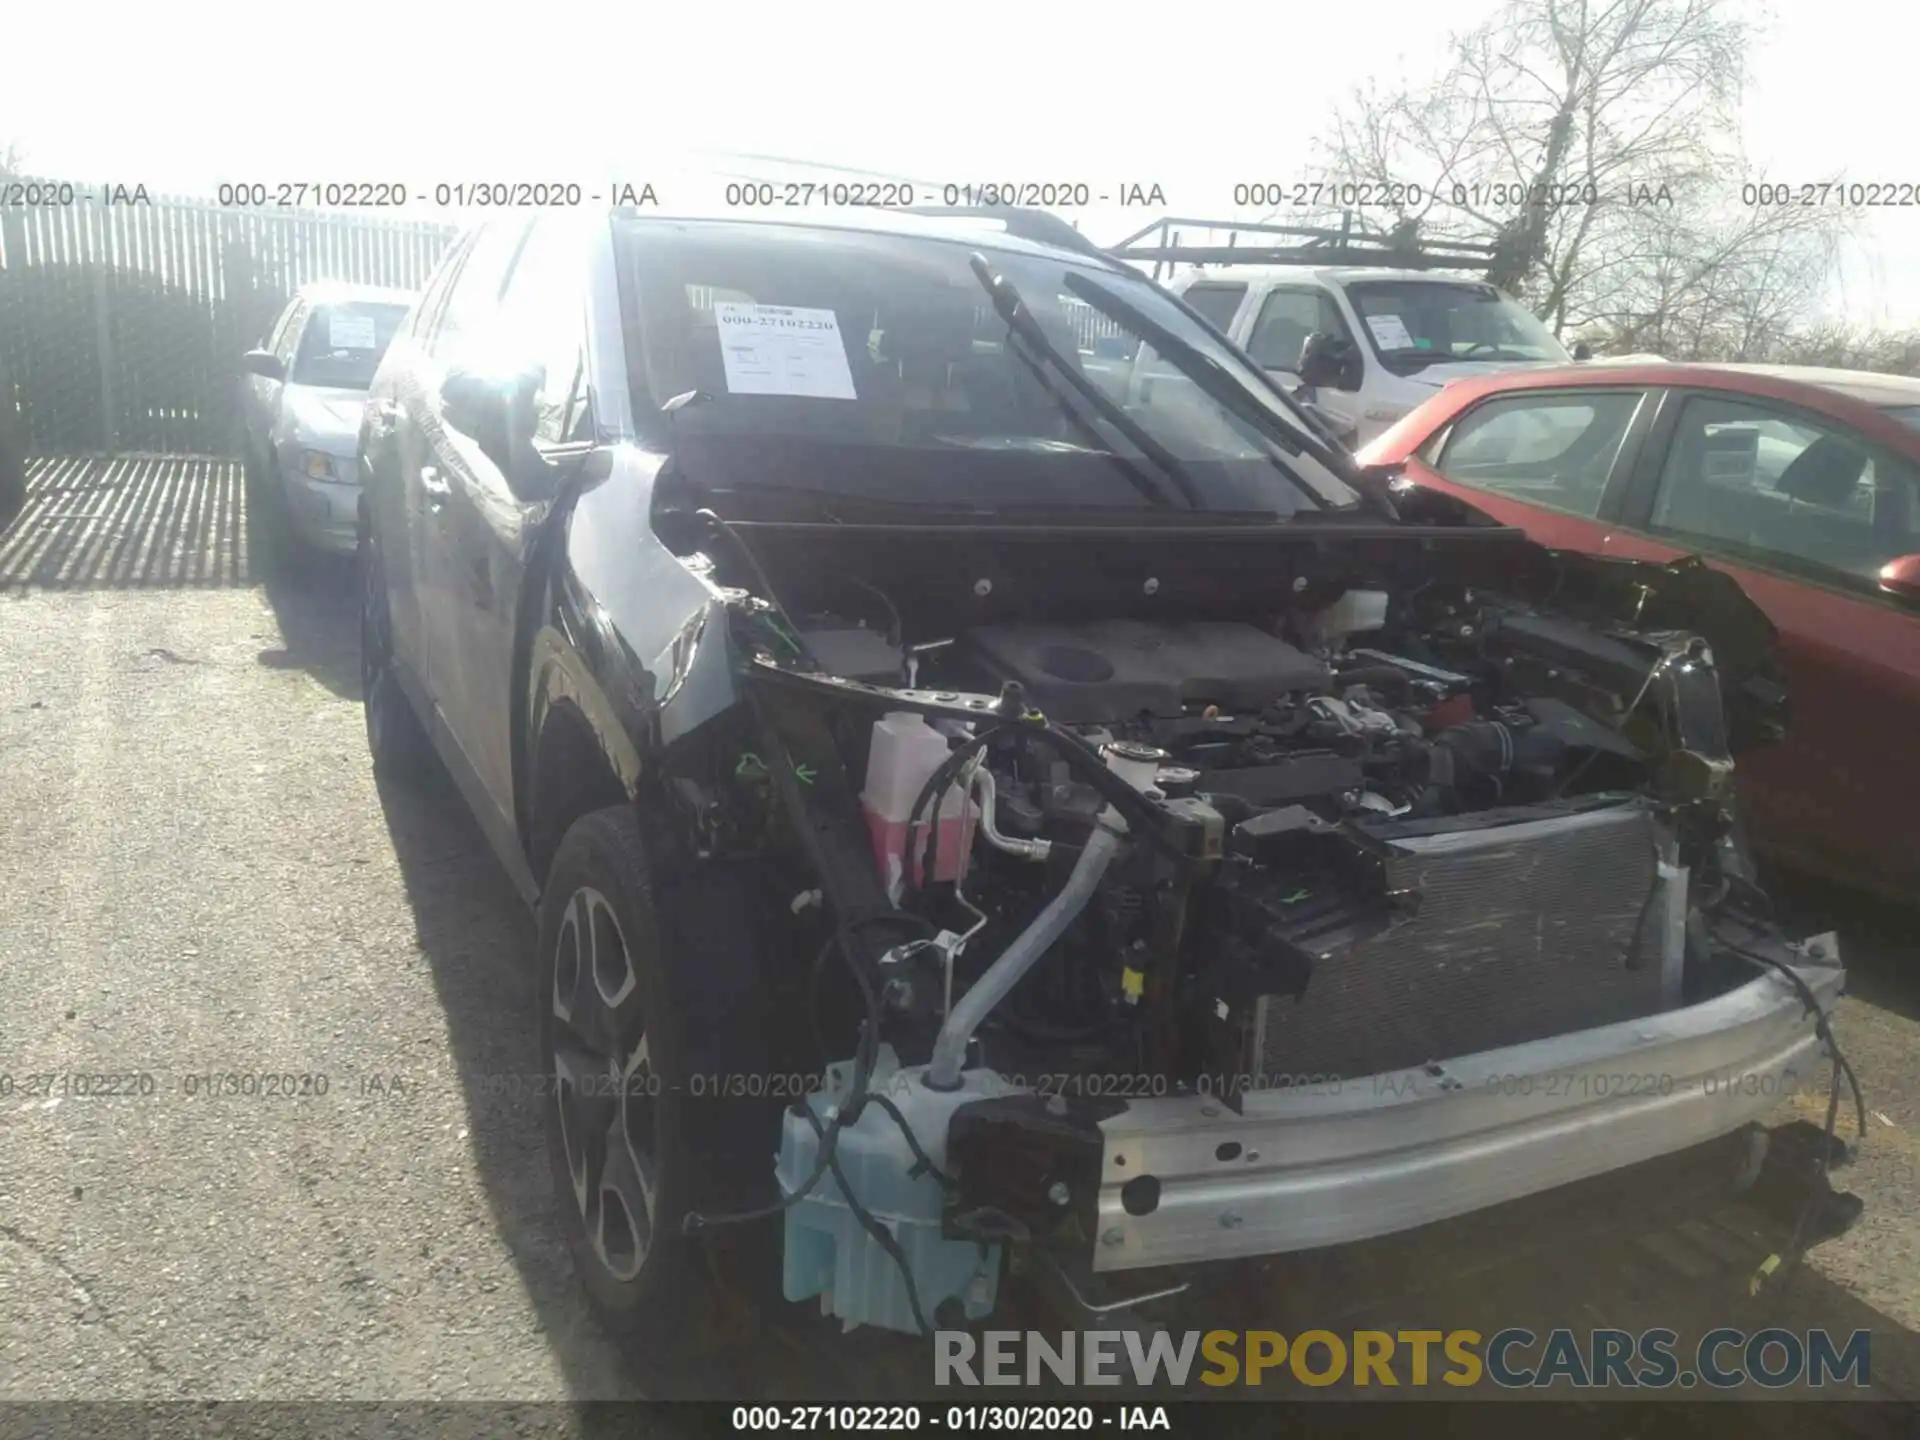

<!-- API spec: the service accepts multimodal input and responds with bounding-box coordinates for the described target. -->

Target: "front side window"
[429,219,529,361]
[615,220,1358,518]
[496,218,592,444]
[1652,394,1920,581]
[1345,281,1570,376]
[1435,391,1643,518]
[289,301,411,390]
[270,300,309,366]
[1245,288,1353,374]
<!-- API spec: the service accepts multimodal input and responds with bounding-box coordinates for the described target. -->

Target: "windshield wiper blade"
[1062,272,1385,516]
[1061,272,1323,456]
[966,253,1201,510]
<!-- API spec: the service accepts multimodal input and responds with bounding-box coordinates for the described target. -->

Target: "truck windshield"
[1344,280,1569,376]
[290,302,410,390]
[614,220,1359,519]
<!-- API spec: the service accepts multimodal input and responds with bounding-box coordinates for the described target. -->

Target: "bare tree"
[1768,322,1920,376]
[1307,0,1852,356]
[1564,200,1846,359]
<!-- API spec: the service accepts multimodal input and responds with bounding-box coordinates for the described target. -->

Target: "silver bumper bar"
[1093,955,1843,1272]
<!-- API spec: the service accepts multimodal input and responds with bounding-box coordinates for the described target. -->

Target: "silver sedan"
[239,283,416,554]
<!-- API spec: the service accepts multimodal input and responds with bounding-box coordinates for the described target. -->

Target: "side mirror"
[443,363,548,483]
[240,349,285,381]
[1572,341,1595,362]
[1298,331,1359,391]
[439,366,522,456]
[651,463,718,555]
[1878,553,1920,605]
[440,368,509,455]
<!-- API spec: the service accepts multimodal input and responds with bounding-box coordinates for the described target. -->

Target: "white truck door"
[1241,282,1367,441]
[1127,278,1253,403]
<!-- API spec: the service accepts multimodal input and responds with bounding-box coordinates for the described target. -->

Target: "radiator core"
[1251,801,1666,1082]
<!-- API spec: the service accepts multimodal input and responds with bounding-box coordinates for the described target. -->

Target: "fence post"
[90,246,116,455]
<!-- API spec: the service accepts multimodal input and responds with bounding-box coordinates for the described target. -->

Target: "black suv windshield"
[291,301,410,390]
[615,219,1358,518]
[1345,280,1569,376]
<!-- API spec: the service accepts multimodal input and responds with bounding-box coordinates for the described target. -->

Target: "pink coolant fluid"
[860,711,978,897]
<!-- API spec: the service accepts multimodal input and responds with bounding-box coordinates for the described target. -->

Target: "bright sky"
[4,0,1915,323]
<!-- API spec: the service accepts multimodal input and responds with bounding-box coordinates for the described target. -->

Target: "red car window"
[1432,390,1643,520]
[1652,394,1920,582]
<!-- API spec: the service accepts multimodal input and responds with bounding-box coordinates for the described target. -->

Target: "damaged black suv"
[357,205,1861,1349]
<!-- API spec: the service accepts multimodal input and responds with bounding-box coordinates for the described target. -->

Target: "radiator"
[1251,801,1667,1082]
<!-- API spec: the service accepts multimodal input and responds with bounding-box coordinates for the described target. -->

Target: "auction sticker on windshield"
[1364,313,1416,350]
[714,302,857,399]
[328,313,378,349]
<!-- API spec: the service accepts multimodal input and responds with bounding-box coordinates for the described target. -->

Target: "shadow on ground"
[0,454,363,698]
[0,455,249,589]
[254,542,360,699]
[245,452,364,699]
[1770,870,1920,1026]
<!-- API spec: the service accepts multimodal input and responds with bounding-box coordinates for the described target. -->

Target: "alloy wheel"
[551,885,659,1283]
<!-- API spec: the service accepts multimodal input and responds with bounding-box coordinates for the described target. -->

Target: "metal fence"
[0,183,457,456]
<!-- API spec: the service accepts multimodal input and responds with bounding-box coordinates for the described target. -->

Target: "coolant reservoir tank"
[1101,740,1169,793]
[861,712,977,897]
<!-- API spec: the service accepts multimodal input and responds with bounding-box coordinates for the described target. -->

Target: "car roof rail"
[1108,214,1501,280]
[896,205,1123,267]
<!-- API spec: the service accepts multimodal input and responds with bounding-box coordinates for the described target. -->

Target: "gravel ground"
[1,459,1917,1418]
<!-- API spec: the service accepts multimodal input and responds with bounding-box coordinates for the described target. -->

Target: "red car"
[1360,363,1920,899]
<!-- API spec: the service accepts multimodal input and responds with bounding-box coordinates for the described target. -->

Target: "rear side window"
[1652,393,1920,581]
[1435,391,1643,518]
[1181,283,1247,334]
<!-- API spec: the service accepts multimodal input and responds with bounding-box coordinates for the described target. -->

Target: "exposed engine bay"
[646,504,1852,1339]
[764,574,1763,1100]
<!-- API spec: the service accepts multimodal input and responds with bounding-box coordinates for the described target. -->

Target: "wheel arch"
[522,617,648,894]
[511,448,745,897]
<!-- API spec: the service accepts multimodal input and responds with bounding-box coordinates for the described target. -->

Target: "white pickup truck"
[1159,266,1585,448]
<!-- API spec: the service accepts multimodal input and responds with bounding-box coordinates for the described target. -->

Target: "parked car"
[358,209,1855,1349]
[1157,266,1589,447]
[1359,363,1920,900]
[238,283,417,554]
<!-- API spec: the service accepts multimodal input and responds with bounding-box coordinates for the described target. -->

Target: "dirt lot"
[2,458,1918,1425]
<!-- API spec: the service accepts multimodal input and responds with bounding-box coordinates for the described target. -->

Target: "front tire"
[537,806,786,1348]
[246,441,309,578]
